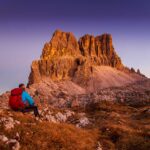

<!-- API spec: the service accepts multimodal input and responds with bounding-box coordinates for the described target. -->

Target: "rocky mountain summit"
[28,30,136,85]
[26,30,147,108]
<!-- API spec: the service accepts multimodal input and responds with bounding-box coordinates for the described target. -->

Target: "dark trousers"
[21,105,40,117]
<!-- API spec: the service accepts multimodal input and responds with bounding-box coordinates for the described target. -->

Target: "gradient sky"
[0,0,150,94]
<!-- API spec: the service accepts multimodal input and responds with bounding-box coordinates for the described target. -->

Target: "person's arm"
[24,91,34,106]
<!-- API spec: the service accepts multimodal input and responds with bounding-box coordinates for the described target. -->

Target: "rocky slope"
[0,101,149,150]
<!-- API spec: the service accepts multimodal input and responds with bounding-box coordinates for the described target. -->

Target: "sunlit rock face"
[41,30,81,59]
[28,30,124,85]
[78,34,123,68]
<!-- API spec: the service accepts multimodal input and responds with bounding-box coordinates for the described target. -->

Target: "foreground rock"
[0,107,99,150]
[0,101,150,150]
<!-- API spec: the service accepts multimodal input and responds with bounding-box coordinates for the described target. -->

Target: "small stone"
[6,139,17,144]
[0,117,15,130]
[97,142,103,150]
[7,139,20,150]
[4,122,15,130]
[15,132,20,140]
[45,115,57,123]
[7,117,14,122]
[15,120,21,125]
[76,117,90,127]
[65,110,75,118]
[55,112,67,122]
[0,135,8,142]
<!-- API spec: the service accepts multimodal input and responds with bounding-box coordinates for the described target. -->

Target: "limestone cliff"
[78,34,123,68]
[28,30,125,85]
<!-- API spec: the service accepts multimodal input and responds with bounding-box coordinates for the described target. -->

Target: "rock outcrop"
[22,29,147,109]
[28,30,124,85]
[78,34,122,68]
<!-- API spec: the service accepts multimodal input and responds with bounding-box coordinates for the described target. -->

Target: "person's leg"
[31,106,40,117]
[21,105,40,117]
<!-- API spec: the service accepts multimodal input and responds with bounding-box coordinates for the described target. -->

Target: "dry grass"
[86,101,150,150]
[0,101,150,150]
[0,112,99,150]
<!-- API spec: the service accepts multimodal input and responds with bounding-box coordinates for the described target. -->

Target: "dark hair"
[19,83,25,88]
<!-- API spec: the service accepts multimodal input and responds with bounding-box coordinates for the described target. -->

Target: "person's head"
[19,83,26,91]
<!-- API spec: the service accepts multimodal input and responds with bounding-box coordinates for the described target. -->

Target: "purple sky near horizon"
[0,0,150,93]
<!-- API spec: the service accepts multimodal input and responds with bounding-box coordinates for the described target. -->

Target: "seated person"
[9,83,40,117]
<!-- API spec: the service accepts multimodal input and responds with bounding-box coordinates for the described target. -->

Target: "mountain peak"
[41,30,80,59]
[28,30,139,86]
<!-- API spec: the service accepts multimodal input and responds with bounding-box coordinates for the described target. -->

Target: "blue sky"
[0,0,150,93]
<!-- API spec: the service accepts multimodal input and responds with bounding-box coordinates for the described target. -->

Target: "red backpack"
[9,88,25,110]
